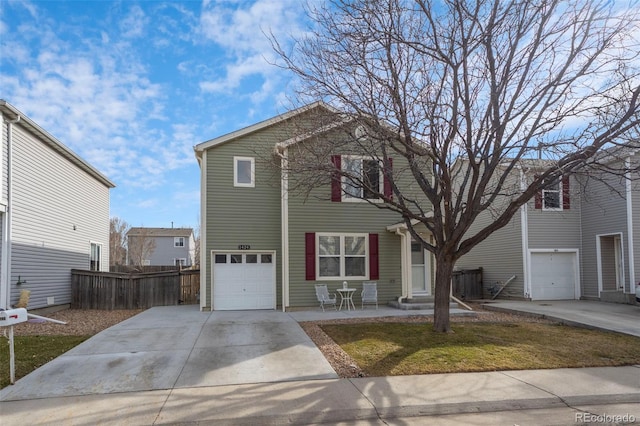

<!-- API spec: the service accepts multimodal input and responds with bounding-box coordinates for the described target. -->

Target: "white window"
[90,242,102,271]
[174,258,187,267]
[342,156,381,201]
[234,156,255,187]
[542,179,562,210]
[174,237,185,247]
[317,233,368,279]
[142,259,151,266]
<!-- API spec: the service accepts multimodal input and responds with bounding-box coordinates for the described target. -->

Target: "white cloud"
[119,5,149,39]
[197,0,307,102]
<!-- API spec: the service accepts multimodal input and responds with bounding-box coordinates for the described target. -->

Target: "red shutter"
[383,158,393,200]
[331,155,341,202]
[305,233,316,280]
[534,174,542,209]
[562,175,570,210]
[369,233,379,280]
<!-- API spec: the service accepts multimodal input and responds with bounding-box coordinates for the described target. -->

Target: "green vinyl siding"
[456,205,525,299]
[203,126,283,309]
[286,133,413,308]
[288,192,403,307]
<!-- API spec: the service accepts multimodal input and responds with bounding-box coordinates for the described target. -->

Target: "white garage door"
[530,252,578,300]
[213,252,276,310]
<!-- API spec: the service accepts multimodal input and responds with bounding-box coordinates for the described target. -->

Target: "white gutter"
[625,157,635,293]
[519,167,530,298]
[277,146,290,312]
[1,113,20,309]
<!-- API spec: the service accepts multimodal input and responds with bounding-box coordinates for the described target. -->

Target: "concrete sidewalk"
[1,301,639,425]
[1,366,638,425]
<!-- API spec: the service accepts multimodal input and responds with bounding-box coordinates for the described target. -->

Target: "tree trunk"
[433,254,455,333]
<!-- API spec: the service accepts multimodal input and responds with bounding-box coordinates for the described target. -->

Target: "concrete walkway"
[1,302,639,425]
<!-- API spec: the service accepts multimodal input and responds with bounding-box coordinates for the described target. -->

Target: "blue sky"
[0,0,309,230]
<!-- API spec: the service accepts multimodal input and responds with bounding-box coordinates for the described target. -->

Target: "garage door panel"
[213,252,276,310]
[531,252,577,300]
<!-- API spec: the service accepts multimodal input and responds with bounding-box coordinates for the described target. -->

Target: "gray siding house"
[195,102,435,311]
[456,153,639,304]
[0,100,114,310]
[126,227,196,267]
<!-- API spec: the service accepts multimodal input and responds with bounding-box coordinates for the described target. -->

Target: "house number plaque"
[238,245,251,250]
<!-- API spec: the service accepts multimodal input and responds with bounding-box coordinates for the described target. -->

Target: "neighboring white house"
[126,227,196,267]
[0,100,115,310]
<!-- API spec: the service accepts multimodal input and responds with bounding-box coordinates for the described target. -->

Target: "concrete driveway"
[0,306,337,401]
[484,300,640,338]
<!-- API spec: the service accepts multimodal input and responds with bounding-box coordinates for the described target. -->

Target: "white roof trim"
[194,101,339,155]
[276,116,353,150]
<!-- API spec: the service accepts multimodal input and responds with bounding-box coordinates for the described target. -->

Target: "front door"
[411,242,430,295]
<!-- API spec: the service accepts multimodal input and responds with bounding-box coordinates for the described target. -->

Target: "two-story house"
[0,100,114,310]
[456,153,640,304]
[126,227,196,267]
[194,102,434,311]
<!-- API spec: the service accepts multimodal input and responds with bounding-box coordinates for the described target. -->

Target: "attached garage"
[530,251,579,300]
[212,252,276,310]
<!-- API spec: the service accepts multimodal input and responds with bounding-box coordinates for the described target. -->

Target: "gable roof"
[0,100,116,188]
[127,227,194,238]
[193,101,339,158]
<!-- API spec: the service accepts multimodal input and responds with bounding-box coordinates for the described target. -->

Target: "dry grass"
[321,321,640,376]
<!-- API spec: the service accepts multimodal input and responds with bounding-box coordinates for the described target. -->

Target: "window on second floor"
[341,156,382,201]
[234,156,255,187]
[542,180,561,210]
[535,175,570,211]
[174,237,185,247]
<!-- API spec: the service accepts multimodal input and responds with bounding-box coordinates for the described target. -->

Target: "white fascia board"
[276,116,353,150]
[194,101,337,154]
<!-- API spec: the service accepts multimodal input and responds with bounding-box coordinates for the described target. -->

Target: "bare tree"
[127,228,157,269]
[109,217,129,269]
[273,0,640,331]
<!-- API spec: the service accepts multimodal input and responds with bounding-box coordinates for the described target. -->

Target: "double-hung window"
[174,237,185,247]
[542,179,562,210]
[342,156,381,201]
[317,233,368,279]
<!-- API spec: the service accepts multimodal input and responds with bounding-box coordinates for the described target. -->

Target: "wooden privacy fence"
[71,269,200,310]
[452,268,483,300]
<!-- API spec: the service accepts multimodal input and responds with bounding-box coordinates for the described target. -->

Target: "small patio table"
[336,288,356,311]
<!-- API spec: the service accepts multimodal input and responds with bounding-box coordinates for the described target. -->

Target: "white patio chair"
[361,281,378,309]
[315,284,337,311]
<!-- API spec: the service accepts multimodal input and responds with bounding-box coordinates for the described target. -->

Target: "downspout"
[625,157,635,293]
[519,166,530,298]
[195,149,208,311]
[395,228,409,303]
[275,145,289,312]
[2,114,20,309]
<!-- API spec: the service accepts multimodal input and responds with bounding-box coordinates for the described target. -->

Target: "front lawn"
[321,322,640,376]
